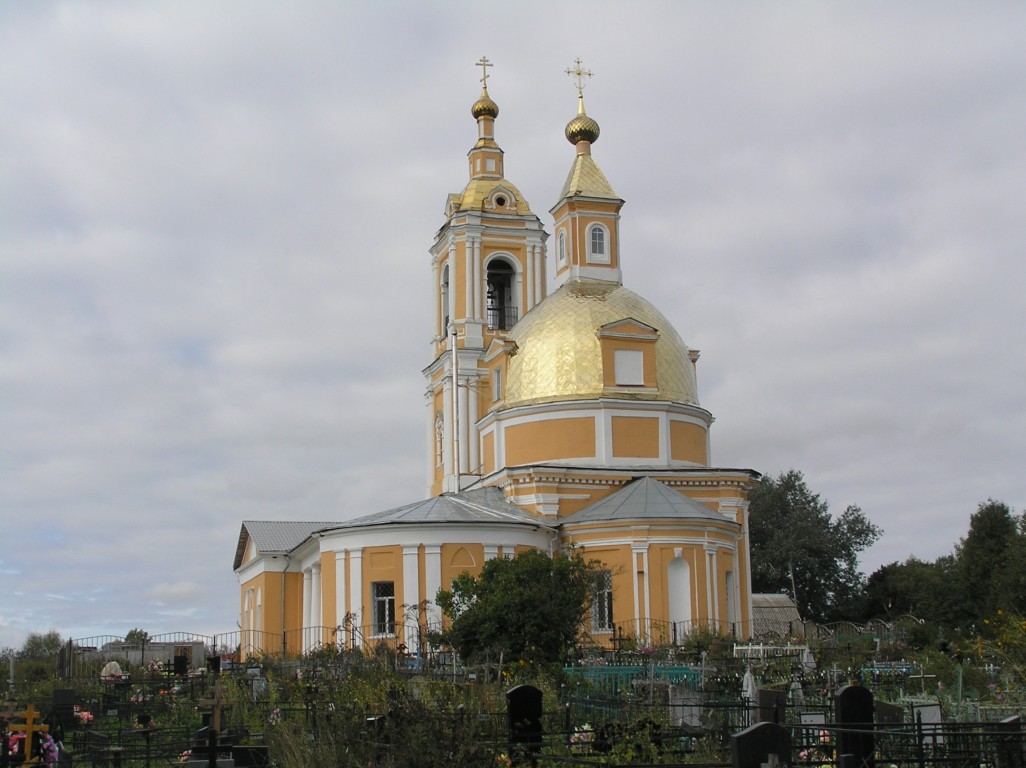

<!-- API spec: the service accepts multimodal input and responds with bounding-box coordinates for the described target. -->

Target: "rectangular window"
[591,571,614,633]
[614,349,645,386]
[371,581,395,636]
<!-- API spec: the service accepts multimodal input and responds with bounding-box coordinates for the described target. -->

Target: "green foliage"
[19,629,64,659]
[124,627,151,645]
[748,470,881,622]
[435,548,597,665]
[862,499,1024,633]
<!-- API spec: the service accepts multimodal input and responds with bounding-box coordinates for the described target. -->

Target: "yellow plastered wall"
[669,421,708,464]
[611,416,659,458]
[440,543,484,588]
[283,571,304,642]
[482,431,495,475]
[505,417,595,465]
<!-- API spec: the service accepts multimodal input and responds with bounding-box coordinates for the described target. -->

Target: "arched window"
[440,264,450,334]
[486,259,517,330]
[589,224,609,264]
[557,231,567,266]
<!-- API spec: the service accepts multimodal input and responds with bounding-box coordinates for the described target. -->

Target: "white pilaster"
[349,549,363,642]
[424,545,442,628]
[335,551,347,647]
[302,569,312,652]
[403,545,421,653]
[310,562,322,648]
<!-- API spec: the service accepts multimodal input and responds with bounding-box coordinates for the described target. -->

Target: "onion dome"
[503,280,699,407]
[565,94,600,145]
[471,87,499,119]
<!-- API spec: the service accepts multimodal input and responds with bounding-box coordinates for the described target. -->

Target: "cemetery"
[4,617,1026,767]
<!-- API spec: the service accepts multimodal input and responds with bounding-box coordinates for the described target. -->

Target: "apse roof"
[234,520,335,570]
[559,476,730,525]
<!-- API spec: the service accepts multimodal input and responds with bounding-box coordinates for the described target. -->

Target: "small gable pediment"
[596,317,659,340]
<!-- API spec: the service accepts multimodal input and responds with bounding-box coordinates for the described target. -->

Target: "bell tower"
[424,58,548,496]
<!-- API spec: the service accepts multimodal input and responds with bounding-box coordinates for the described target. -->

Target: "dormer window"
[588,224,610,264]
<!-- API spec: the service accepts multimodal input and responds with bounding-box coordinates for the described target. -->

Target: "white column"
[424,545,442,628]
[458,377,470,478]
[302,569,312,652]
[403,545,421,653]
[641,547,651,641]
[431,259,439,334]
[483,545,499,561]
[349,549,363,644]
[310,562,322,649]
[468,378,479,474]
[335,551,347,647]
[631,547,643,637]
[441,378,453,489]
[448,241,457,324]
[705,544,718,632]
[465,240,474,321]
[525,247,534,311]
[425,392,435,495]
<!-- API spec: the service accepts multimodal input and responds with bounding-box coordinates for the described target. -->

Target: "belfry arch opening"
[486,258,517,330]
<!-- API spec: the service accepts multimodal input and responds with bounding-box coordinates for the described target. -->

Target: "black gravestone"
[507,684,543,764]
[757,688,787,724]
[174,655,189,676]
[875,700,903,726]
[53,689,76,732]
[731,721,791,768]
[835,685,874,768]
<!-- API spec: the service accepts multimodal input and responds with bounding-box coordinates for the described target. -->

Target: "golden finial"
[564,57,599,146]
[472,55,499,119]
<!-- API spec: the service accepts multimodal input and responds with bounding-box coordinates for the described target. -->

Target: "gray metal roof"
[559,476,730,525]
[329,487,546,529]
[234,520,335,570]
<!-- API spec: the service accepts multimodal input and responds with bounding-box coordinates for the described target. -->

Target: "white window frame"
[588,224,610,264]
[591,570,614,633]
[371,581,396,637]
[614,349,645,386]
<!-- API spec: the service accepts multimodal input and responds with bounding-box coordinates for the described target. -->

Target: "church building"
[234,60,759,657]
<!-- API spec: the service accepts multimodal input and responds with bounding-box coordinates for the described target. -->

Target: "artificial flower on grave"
[8,731,60,766]
[569,722,594,749]
[73,706,95,725]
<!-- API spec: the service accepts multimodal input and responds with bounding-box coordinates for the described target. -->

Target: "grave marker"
[507,684,543,766]
[731,721,791,768]
[834,685,874,768]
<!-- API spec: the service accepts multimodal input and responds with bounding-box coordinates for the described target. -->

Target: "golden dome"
[565,94,599,145]
[471,87,499,119]
[503,280,699,407]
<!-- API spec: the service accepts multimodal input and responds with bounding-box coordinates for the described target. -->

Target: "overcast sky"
[2,1,1023,650]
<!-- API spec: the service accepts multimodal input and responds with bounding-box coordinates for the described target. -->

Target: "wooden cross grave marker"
[10,704,49,764]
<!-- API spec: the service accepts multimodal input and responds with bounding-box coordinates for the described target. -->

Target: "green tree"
[748,470,881,623]
[125,628,151,645]
[19,630,64,659]
[955,500,1024,625]
[435,548,597,665]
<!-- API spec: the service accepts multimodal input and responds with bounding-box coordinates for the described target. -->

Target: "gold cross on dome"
[565,57,593,96]
[476,56,493,87]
